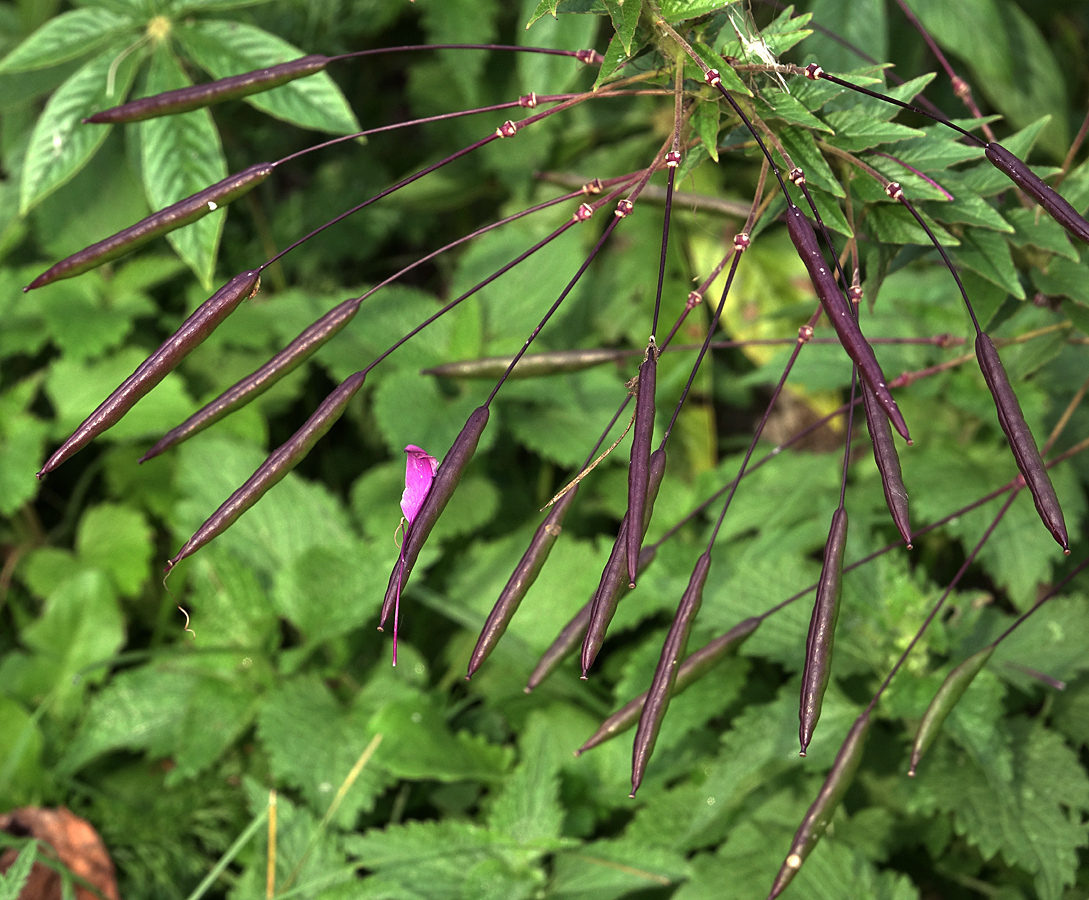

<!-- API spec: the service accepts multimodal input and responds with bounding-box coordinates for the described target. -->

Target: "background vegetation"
[0,0,1087,898]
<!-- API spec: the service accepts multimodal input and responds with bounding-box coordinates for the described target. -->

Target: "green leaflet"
[19,43,144,213]
[0,8,132,72]
[174,19,359,134]
[139,48,228,288]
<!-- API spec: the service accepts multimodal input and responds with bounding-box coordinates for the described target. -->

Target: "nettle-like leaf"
[19,44,144,212]
[173,19,359,134]
[910,719,1089,900]
[139,47,228,288]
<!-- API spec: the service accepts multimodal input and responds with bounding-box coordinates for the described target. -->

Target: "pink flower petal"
[400,444,438,524]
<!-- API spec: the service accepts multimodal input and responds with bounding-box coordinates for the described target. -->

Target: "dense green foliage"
[1,0,1087,898]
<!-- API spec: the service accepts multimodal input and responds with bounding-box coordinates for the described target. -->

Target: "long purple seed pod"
[799,507,849,756]
[975,332,1068,551]
[575,616,759,755]
[467,486,580,678]
[582,448,668,676]
[785,205,910,442]
[379,406,491,629]
[985,142,1089,246]
[626,342,658,588]
[37,269,261,478]
[768,711,873,900]
[908,646,994,777]
[860,383,912,547]
[164,369,366,573]
[140,296,362,462]
[630,551,712,797]
[523,546,657,693]
[25,165,275,291]
[84,56,331,123]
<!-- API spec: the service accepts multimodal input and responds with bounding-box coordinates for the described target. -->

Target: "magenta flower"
[401,444,439,523]
[391,444,438,665]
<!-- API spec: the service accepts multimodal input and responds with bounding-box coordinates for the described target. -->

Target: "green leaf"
[166,0,275,12]
[951,226,1024,298]
[0,8,132,73]
[525,0,561,29]
[139,47,228,288]
[660,0,729,20]
[174,20,360,135]
[419,0,500,106]
[0,842,37,900]
[487,711,567,847]
[0,570,124,721]
[690,97,719,161]
[0,380,47,518]
[910,719,1089,900]
[371,696,511,783]
[344,820,542,900]
[19,45,143,213]
[74,503,152,598]
[821,109,923,152]
[257,675,393,824]
[907,0,1067,157]
[602,0,641,55]
[801,0,887,75]
[1004,208,1079,261]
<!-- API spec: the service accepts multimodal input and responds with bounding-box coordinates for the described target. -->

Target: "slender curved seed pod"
[985,142,1089,246]
[141,296,362,462]
[630,551,712,796]
[26,165,275,290]
[785,206,909,442]
[85,55,331,124]
[576,616,759,755]
[626,343,658,588]
[527,544,659,693]
[379,406,491,629]
[38,269,261,478]
[768,711,873,900]
[423,347,625,379]
[468,485,580,678]
[909,647,995,776]
[165,370,366,573]
[975,332,1068,551]
[861,383,912,547]
[799,508,849,755]
[582,448,668,676]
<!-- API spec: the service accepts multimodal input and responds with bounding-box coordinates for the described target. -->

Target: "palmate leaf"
[174,19,359,135]
[139,46,228,288]
[0,8,133,73]
[19,44,144,213]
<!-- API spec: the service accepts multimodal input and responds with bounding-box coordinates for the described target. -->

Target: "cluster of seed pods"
[26,18,1088,899]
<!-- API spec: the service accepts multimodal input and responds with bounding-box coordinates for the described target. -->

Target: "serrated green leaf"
[593,32,631,89]
[754,90,830,133]
[910,719,1089,900]
[174,20,359,135]
[525,0,561,28]
[75,503,152,598]
[0,8,132,73]
[0,570,124,721]
[951,227,1023,298]
[345,820,541,900]
[602,0,641,55]
[139,47,227,288]
[779,127,842,196]
[1033,256,1089,305]
[371,695,511,782]
[257,676,392,824]
[19,45,142,213]
[821,109,923,152]
[487,711,567,847]
[661,0,732,21]
[0,842,37,900]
